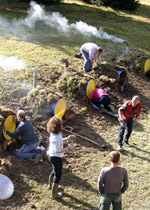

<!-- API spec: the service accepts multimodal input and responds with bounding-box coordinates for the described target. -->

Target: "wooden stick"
[63,128,108,148]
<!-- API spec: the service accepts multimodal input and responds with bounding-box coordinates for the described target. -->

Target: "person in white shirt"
[47,116,74,199]
[80,42,103,72]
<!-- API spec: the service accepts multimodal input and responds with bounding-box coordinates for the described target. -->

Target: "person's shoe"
[124,141,130,147]
[51,183,63,199]
[74,53,82,59]
[34,153,43,164]
[58,185,64,192]
[118,145,123,151]
[92,104,100,110]
[41,147,48,161]
[48,183,64,191]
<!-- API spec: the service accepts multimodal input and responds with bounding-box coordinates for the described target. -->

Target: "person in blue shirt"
[4,110,44,163]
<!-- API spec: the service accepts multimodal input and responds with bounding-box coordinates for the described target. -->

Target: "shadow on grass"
[120,76,150,106]
[122,149,150,162]
[131,144,150,155]
[58,167,99,209]
[133,121,144,132]
[62,167,98,193]
[0,150,50,209]
[63,106,115,150]
[57,192,98,210]
[136,3,150,19]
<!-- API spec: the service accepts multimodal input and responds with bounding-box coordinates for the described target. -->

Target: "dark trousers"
[118,118,133,146]
[91,95,112,112]
[50,157,62,184]
[99,193,122,210]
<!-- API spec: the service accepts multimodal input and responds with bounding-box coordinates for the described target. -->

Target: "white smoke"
[0,55,26,71]
[0,1,125,43]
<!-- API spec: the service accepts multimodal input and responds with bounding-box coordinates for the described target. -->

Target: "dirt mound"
[56,70,91,99]
[117,52,149,75]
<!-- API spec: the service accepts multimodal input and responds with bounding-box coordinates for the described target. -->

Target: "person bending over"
[80,42,103,72]
[90,88,112,112]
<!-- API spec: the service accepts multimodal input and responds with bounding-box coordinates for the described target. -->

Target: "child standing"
[47,116,73,199]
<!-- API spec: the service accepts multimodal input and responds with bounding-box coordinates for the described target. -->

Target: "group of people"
[1,110,74,199]
[80,43,142,151]
[0,42,142,209]
[1,95,141,208]
[79,43,142,209]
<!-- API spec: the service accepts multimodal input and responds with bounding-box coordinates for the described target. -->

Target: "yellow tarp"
[144,59,150,74]
[3,115,16,140]
[54,98,66,118]
[86,79,96,98]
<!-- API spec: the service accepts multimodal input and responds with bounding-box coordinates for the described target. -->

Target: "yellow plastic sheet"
[3,115,16,140]
[54,98,66,118]
[144,59,150,74]
[86,79,96,98]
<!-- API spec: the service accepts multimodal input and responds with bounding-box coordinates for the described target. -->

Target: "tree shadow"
[135,3,150,19]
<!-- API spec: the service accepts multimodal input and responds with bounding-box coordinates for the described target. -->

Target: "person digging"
[4,110,45,163]
[80,42,103,72]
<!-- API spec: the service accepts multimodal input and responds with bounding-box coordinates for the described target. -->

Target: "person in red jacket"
[118,96,142,150]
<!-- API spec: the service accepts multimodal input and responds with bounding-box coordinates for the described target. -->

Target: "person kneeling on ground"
[47,116,74,199]
[4,110,45,163]
[89,88,112,112]
[118,95,142,151]
[80,42,103,72]
[97,151,128,210]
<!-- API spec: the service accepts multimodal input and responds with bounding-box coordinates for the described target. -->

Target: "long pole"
[63,128,108,148]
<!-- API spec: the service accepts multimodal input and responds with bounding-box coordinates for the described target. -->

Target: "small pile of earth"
[117,52,149,75]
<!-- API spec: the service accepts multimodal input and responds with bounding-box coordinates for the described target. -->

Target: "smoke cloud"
[0,1,125,43]
[0,55,26,71]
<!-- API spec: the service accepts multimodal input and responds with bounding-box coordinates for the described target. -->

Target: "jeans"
[50,157,62,184]
[99,193,122,210]
[16,142,39,160]
[91,95,112,112]
[118,118,133,146]
[81,49,92,72]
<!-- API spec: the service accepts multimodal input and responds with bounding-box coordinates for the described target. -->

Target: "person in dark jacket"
[4,110,44,162]
[97,151,128,210]
[118,95,142,150]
